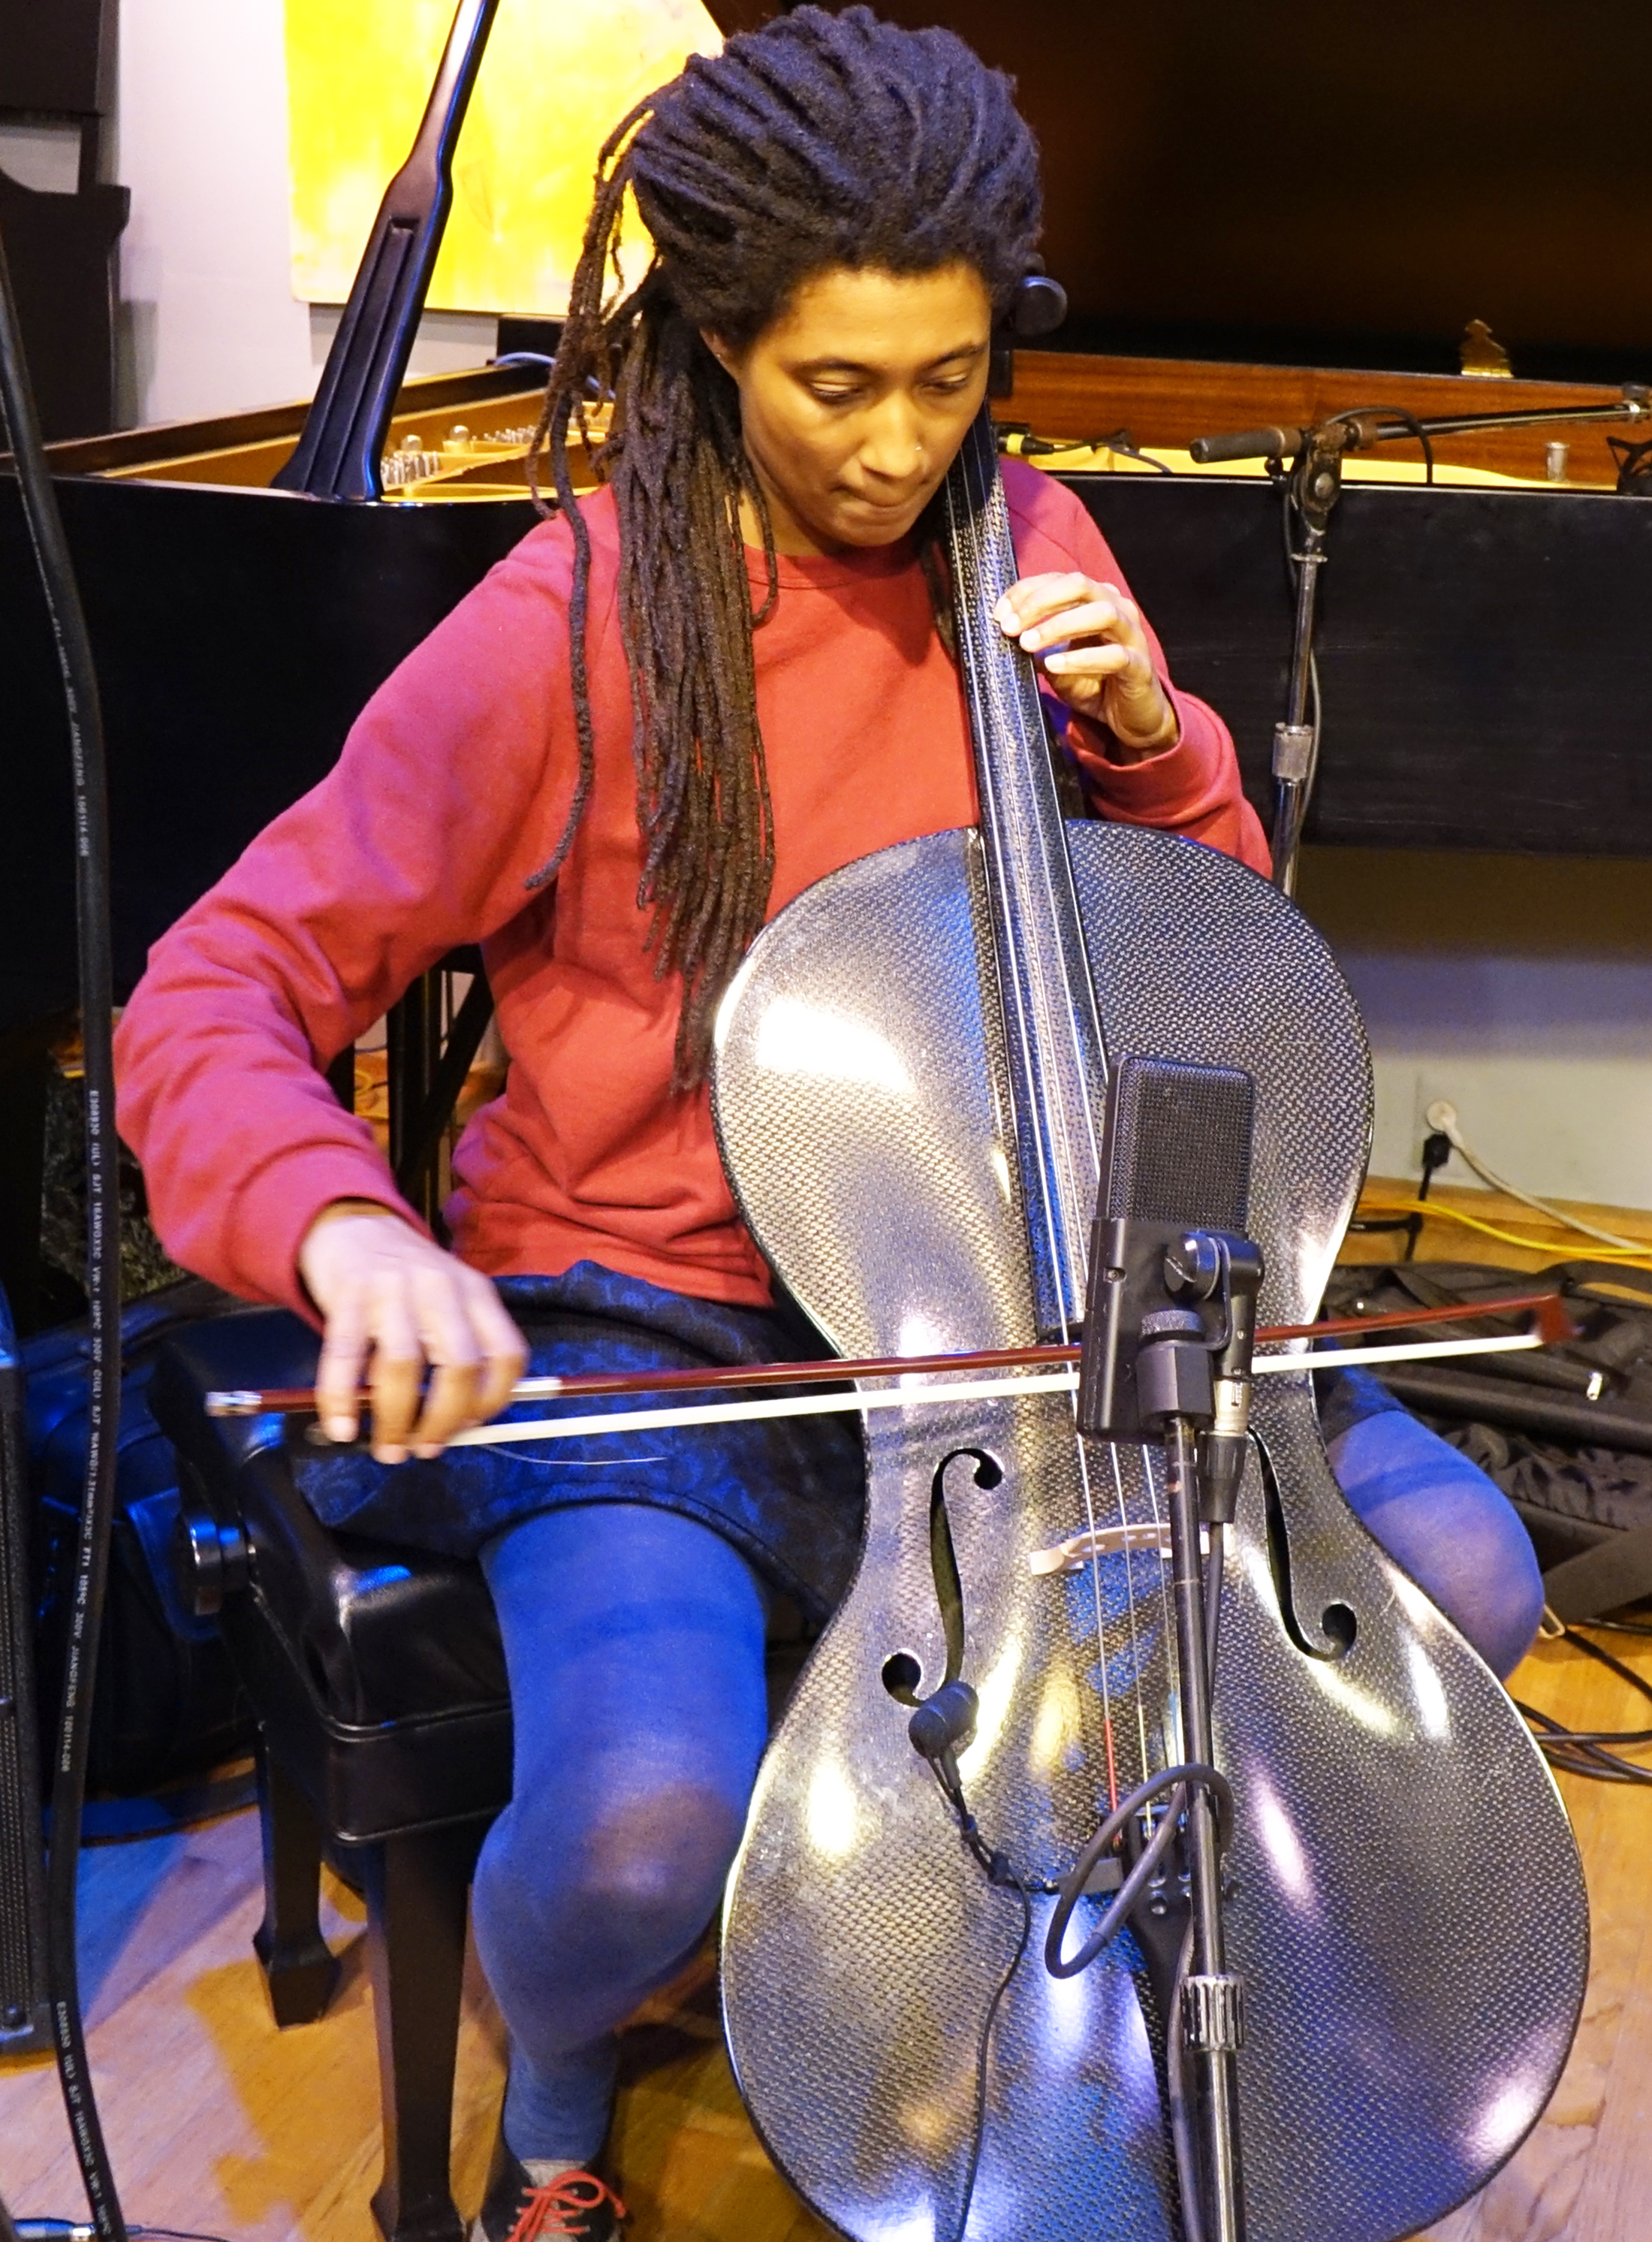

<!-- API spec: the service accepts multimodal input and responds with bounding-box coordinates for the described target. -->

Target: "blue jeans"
[471,1396,1541,2163]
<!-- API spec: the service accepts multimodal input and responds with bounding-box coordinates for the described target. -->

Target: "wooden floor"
[1,1637,1647,2239]
[5,1185,1652,2240]
[0,1800,832,2242]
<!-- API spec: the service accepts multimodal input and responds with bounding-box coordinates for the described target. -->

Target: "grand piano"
[3,0,1650,1329]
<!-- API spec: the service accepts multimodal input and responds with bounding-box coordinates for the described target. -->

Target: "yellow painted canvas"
[285,0,722,315]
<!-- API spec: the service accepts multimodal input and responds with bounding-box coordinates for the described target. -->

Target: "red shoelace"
[504,2170,626,2240]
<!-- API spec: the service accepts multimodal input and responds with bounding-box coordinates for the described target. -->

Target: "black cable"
[1045,1760,1234,1978]
[1274,485,1325,826]
[953,1839,1030,2242]
[921,1516,1232,2237]
[1048,1526,1229,2237]
[1567,1625,1652,1698]
[13,2226,230,2242]
[1331,404,1435,484]
[915,1755,1037,2242]
[0,226,127,2240]
[1047,1533,1232,1980]
[1517,1701,1652,1785]
[1517,1622,1652,1784]
[1527,1722,1652,1745]
[1268,399,1439,871]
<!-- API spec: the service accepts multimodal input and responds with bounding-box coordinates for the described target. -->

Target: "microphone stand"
[1189,383,1650,897]
[1079,1161,1263,2242]
[1162,1407,1244,2242]
[1130,1244,1259,2242]
[1267,428,1345,898]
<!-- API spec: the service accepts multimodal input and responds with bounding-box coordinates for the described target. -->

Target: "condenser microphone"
[1078,1055,1257,1443]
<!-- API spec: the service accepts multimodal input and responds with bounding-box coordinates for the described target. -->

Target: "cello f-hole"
[1320,1603,1357,1655]
[929,1447,1002,1688]
[881,1451,1002,1714]
[1251,1429,1358,1664]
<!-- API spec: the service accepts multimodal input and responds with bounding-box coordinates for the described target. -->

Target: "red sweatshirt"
[115,459,1268,1316]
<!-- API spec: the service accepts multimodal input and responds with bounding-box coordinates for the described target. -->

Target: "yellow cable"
[1362,1199,1652,1268]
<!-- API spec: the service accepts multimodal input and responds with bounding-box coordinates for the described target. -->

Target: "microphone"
[1188,424,1306,465]
[908,1679,979,1782]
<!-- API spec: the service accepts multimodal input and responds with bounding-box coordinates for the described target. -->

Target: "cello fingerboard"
[940,410,1108,1338]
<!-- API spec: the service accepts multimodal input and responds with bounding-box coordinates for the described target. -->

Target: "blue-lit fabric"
[472,1501,770,2165]
[291,1262,865,1620]
[1320,1367,1544,1679]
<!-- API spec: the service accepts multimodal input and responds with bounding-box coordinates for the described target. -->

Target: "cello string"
[1066,1403,1120,1809]
[1109,1442,1156,1785]
[947,475,1124,1805]
[981,424,1103,1211]
[947,445,1102,1248]
[942,465,1069,1296]
[978,481,1177,1812]
[970,439,1156,1803]
[948,423,1144,1815]
[949,430,1097,1259]
[951,423,1161,1817]
[969,432,1104,1242]
[945,455,1123,1743]
[979,500,1146,1799]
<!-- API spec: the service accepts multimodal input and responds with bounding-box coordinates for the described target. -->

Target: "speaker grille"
[1102,1055,1254,1229]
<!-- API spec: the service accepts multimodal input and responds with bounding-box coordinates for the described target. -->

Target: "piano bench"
[151,1307,511,2242]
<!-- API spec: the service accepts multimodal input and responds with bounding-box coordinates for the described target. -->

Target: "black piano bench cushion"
[149,1309,511,1845]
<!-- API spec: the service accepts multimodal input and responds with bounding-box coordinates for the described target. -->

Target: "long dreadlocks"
[527,5,1042,1085]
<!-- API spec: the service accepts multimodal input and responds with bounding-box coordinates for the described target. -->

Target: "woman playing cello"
[115,13,1541,2234]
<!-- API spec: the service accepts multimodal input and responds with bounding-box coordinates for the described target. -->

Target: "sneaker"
[472,2146,626,2242]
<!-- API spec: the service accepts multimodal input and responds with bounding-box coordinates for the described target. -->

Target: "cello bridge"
[1027,1519,1174,1577]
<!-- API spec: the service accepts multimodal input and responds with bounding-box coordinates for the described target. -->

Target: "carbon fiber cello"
[712,409,1586,2242]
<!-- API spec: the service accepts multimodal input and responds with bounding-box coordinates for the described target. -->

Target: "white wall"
[112,0,495,429]
[1298,851,1652,1209]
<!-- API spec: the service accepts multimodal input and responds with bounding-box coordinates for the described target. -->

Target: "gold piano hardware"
[1460,318,1514,379]
[379,404,614,502]
[380,422,550,490]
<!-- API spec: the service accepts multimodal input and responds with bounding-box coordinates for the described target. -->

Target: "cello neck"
[939,410,1108,1338]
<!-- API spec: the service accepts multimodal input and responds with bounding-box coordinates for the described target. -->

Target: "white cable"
[1424,1100,1647,1253]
